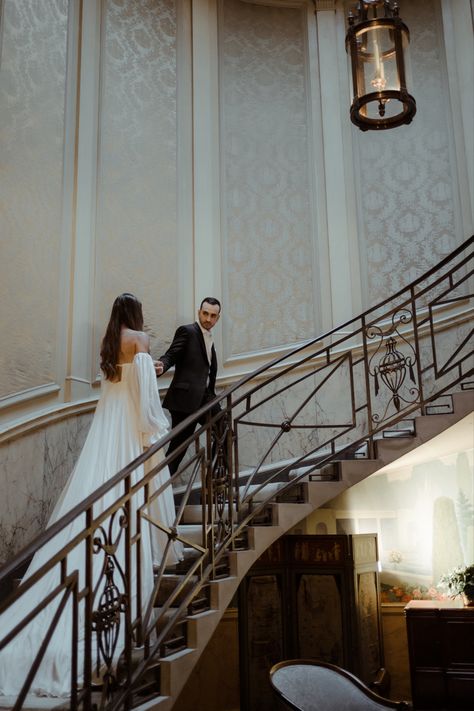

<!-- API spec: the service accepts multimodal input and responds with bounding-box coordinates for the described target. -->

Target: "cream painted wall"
[0,0,472,433]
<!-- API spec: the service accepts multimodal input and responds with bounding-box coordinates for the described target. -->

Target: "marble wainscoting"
[0,409,94,565]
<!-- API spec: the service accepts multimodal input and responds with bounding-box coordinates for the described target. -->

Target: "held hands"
[154,360,164,376]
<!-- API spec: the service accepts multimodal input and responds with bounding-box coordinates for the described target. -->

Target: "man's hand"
[154,360,164,376]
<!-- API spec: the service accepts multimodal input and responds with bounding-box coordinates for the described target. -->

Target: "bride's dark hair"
[100,293,144,380]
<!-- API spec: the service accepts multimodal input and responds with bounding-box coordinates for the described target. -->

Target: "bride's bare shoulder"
[120,328,150,358]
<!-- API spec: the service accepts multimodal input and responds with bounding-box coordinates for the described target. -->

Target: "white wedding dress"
[0,352,183,698]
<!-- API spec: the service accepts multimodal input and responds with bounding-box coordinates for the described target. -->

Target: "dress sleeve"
[133,352,170,444]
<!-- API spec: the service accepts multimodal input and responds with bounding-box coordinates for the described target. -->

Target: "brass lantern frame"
[345,0,416,130]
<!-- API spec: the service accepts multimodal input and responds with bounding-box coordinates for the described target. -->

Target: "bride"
[0,293,183,698]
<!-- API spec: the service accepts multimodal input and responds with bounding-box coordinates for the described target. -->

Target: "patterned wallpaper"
[93,0,179,361]
[0,0,469,415]
[219,0,318,355]
[354,0,461,307]
[0,0,69,398]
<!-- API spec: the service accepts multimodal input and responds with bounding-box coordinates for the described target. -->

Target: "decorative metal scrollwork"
[92,558,126,679]
[211,412,232,545]
[367,309,420,422]
[91,509,128,690]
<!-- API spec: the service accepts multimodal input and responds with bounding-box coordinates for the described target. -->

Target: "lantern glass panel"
[356,26,405,94]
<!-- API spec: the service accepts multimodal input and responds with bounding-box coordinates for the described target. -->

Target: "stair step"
[181,504,208,524]
[232,529,249,550]
[172,549,204,574]
[160,629,187,657]
[153,610,188,658]
[177,523,243,545]
[154,574,198,607]
[181,504,234,524]
[114,647,162,702]
[177,524,205,546]
[188,585,211,615]
[131,674,161,704]
[213,558,231,579]
[245,504,274,526]
[239,481,295,502]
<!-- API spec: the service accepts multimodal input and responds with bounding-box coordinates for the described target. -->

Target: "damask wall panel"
[219,0,318,355]
[0,0,69,398]
[94,0,179,360]
[354,0,461,307]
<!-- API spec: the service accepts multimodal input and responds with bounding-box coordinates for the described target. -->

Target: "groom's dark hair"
[200,297,221,312]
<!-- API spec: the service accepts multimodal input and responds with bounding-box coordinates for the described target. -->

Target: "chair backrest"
[269,660,412,711]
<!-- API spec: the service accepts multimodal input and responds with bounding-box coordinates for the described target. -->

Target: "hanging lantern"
[345,0,416,130]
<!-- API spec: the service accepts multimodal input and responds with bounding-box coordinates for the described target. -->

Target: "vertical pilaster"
[192,0,222,318]
[66,0,102,399]
[314,0,362,327]
[56,0,82,403]
[176,0,194,322]
[440,0,474,237]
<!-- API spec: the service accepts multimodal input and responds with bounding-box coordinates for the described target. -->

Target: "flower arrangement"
[438,564,474,604]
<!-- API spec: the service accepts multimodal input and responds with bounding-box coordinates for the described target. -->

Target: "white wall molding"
[193,0,223,340]
[440,0,474,237]
[68,0,103,400]
[0,384,62,416]
[56,0,83,406]
[305,1,333,334]
[0,397,97,446]
[314,3,362,325]
[176,0,195,321]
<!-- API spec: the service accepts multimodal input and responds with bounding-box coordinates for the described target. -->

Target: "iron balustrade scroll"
[0,235,472,709]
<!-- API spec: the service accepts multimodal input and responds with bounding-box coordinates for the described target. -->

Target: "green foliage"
[438,564,474,599]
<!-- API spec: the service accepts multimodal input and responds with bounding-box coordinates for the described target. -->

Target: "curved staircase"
[147,393,473,711]
[0,236,472,710]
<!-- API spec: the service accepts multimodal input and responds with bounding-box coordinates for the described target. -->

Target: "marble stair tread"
[176,524,206,545]
[176,522,243,546]
[238,480,295,502]
[154,573,199,606]
[181,504,231,524]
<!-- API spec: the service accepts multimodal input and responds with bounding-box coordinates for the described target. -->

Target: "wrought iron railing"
[0,235,472,709]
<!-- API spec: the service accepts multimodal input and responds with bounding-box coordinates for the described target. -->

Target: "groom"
[157,297,221,474]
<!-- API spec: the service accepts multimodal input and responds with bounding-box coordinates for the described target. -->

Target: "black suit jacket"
[159,322,217,414]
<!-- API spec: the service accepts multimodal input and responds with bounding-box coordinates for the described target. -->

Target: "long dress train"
[0,352,182,697]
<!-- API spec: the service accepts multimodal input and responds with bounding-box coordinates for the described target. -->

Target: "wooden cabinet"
[405,600,474,710]
[238,534,385,711]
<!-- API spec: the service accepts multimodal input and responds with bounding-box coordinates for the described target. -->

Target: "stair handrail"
[0,235,472,709]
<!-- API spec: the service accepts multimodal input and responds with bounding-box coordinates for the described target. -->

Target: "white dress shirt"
[196,321,213,365]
